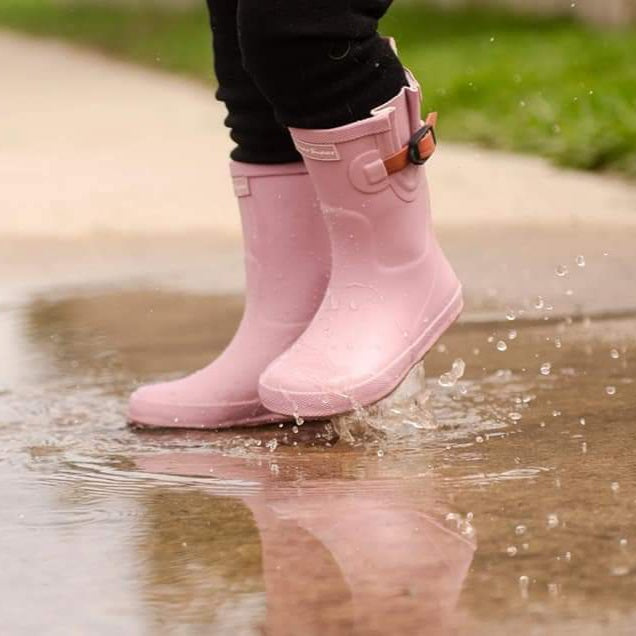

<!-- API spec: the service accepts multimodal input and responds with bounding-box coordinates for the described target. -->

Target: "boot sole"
[127,407,291,431]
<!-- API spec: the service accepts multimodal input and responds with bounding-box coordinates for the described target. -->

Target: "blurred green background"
[2,0,635,176]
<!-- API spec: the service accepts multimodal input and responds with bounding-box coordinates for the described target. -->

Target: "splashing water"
[331,362,439,441]
[439,358,466,387]
[445,511,476,539]
[330,357,474,445]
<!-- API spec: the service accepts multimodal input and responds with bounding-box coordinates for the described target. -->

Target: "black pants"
[206,0,407,164]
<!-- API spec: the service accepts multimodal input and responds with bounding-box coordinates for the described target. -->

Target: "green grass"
[2,0,636,176]
[0,0,215,79]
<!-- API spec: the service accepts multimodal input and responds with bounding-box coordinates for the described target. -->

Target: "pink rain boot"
[128,162,330,429]
[259,71,462,418]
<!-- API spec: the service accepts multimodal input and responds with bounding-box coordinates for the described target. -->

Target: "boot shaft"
[229,161,330,324]
[288,72,437,271]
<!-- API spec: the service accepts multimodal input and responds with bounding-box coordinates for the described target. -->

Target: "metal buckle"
[407,124,437,165]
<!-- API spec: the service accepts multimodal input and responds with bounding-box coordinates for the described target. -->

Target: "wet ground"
[2,227,636,635]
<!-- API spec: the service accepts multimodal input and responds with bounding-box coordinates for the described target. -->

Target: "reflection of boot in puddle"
[136,452,475,635]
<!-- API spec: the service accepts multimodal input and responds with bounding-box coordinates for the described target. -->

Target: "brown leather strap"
[383,112,438,175]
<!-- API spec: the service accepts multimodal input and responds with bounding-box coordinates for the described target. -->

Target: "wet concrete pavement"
[2,225,636,635]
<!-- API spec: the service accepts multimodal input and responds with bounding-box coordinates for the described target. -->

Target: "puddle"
[2,285,636,635]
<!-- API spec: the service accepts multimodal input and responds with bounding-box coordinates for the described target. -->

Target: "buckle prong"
[407,124,437,166]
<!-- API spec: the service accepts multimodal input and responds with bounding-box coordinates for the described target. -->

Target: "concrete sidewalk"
[2,30,636,242]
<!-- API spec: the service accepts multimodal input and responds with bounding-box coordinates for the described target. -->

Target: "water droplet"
[266,438,278,452]
[515,524,527,536]
[497,340,508,352]
[452,358,466,377]
[377,449,385,458]
[519,575,530,598]
[579,417,586,426]
[548,582,560,597]
[292,425,299,434]
[611,481,620,492]
[540,362,552,376]
[576,255,586,267]
[620,538,628,548]
[459,520,475,538]
[438,358,465,387]
[534,296,545,309]
[606,386,617,396]
[547,514,559,529]
[610,348,620,359]
[611,566,629,577]
[475,435,484,444]
[508,329,518,340]
[506,309,517,321]
[555,264,569,277]
[506,546,518,556]
[509,412,523,422]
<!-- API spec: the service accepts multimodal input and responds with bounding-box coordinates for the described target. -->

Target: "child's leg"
[206,0,299,163]
[236,0,408,130]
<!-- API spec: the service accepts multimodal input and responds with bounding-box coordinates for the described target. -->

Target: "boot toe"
[259,356,364,419]
[127,381,203,429]
[127,380,273,430]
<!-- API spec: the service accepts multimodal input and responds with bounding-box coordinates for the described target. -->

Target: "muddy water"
[2,241,636,634]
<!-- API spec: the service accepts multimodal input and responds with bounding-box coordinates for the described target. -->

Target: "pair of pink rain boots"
[128,70,462,429]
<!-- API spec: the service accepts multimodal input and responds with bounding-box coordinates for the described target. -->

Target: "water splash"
[439,358,466,388]
[331,362,438,441]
